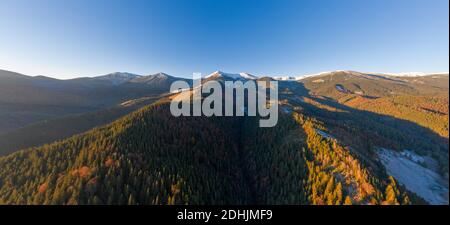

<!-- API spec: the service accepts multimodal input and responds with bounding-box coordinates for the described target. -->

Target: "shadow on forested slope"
[0,95,164,156]
[279,81,449,176]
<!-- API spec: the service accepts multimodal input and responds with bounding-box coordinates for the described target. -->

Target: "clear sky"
[0,0,448,79]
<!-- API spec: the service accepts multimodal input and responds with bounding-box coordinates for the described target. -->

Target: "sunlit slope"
[0,98,421,205]
[300,71,449,138]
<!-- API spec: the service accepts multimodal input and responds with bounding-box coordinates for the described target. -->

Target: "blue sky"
[0,0,448,79]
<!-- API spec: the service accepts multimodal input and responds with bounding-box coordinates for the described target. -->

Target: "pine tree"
[334,182,343,205]
[344,196,352,205]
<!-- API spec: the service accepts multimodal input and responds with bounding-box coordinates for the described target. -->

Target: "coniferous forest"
[0,101,426,205]
[0,71,448,205]
[1,0,449,209]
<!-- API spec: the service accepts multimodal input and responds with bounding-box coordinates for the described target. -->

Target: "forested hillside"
[0,99,421,205]
[301,72,449,138]
[0,69,188,134]
[0,101,250,204]
[0,95,163,156]
[0,71,447,205]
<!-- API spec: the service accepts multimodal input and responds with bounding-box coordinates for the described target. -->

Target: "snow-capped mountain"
[273,76,296,81]
[294,70,449,80]
[205,71,258,80]
[238,72,258,80]
[294,70,353,80]
[129,72,187,86]
[370,72,449,77]
[94,72,142,85]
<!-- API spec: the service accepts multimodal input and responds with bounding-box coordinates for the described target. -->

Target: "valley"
[0,69,189,134]
[0,70,448,205]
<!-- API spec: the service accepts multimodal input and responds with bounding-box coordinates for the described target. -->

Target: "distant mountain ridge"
[0,69,189,134]
[94,72,142,85]
[204,71,258,80]
[2,68,448,83]
[0,68,448,205]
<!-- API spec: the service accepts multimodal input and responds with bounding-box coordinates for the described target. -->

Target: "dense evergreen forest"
[0,99,423,205]
[1,71,448,205]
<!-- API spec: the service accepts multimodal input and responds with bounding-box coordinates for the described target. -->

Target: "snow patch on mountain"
[295,70,348,80]
[273,76,296,81]
[293,70,449,80]
[95,72,141,85]
[238,72,258,80]
[377,148,449,205]
[206,71,257,80]
[369,72,449,77]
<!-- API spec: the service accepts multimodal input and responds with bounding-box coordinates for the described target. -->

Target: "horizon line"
[0,68,449,80]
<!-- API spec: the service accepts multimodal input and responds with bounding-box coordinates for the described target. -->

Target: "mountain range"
[0,69,448,205]
[0,69,189,134]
